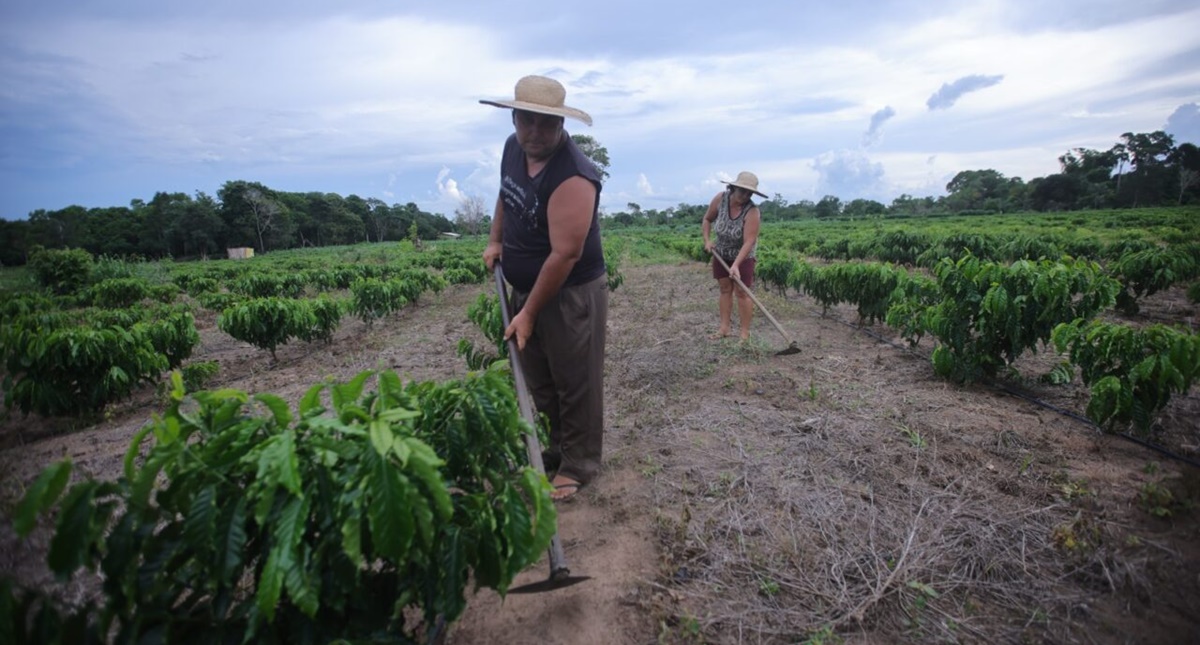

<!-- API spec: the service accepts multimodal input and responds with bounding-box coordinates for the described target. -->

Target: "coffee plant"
[919,254,1120,382]
[10,366,556,644]
[1052,320,1200,433]
[217,297,317,360]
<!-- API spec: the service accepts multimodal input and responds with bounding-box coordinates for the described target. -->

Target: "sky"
[1,0,1199,221]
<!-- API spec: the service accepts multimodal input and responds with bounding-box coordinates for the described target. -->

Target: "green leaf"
[368,419,394,457]
[47,482,97,578]
[340,489,364,568]
[284,544,320,618]
[256,547,285,623]
[332,370,372,410]
[123,423,155,481]
[254,393,293,428]
[298,383,325,417]
[366,451,415,561]
[183,485,217,553]
[13,460,72,536]
[215,497,248,584]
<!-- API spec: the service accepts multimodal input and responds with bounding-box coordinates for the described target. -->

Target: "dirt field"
[2,259,1198,644]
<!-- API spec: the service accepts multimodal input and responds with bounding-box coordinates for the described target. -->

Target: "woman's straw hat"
[722,171,767,198]
[480,75,593,126]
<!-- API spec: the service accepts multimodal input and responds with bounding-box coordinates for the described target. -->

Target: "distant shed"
[227,247,255,259]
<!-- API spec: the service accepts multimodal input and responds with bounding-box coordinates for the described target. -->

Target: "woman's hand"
[729,264,741,282]
[704,239,714,254]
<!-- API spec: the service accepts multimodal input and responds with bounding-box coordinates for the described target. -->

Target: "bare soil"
[2,260,1199,645]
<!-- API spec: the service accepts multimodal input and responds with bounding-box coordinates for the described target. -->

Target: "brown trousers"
[512,274,607,484]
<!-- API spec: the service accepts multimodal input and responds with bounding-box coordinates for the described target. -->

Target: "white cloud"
[636,173,655,196]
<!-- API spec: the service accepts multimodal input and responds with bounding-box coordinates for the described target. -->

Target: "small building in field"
[227,247,255,259]
[440,232,462,239]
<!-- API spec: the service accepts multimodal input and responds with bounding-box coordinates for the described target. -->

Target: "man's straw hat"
[480,75,593,126]
[722,171,767,198]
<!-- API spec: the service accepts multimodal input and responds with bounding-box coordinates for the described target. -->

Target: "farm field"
[2,220,1199,643]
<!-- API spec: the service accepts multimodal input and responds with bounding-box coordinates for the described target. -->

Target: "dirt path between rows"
[3,259,1199,644]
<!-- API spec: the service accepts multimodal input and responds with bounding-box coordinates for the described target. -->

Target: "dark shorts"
[712,256,756,288]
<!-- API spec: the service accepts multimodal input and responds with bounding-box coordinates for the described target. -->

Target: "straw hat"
[479,75,593,126]
[722,171,767,198]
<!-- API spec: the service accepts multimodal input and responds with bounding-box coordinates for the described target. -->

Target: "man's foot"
[550,475,584,501]
[708,329,731,340]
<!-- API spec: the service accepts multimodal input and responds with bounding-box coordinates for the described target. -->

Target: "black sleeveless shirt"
[499,132,605,293]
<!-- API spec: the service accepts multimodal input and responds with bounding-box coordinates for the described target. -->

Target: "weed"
[641,455,663,477]
[800,625,843,645]
[1137,481,1178,518]
[897,423,926,449]
[1051,512,1099,554]
[1018,454,1034,475]
[1058,478,1091,501]
[659,612,705,644]
[802,376,819,401]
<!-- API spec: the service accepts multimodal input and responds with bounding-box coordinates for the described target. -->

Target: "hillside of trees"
[1,130,1196,266]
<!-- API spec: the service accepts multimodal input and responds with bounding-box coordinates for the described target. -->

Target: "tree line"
[0,181,455,266]
[603,130,1199,228]
[2,130,1196,265]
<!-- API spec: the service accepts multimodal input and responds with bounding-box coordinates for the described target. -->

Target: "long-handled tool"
[712,253,802,356]
[492,265,590,594]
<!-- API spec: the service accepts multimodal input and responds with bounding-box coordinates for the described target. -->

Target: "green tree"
[0,219,32,265]
[843,198,887,219]
[570,134,611,181]
[814,195,842,219]
[1114,130,1175,207]
[140,192,192,258]
[889,194,938,216]
[1169,142,1200,205]
[174,192,223,259]
[218,181,293,252]
[361,197,393,242]
[1028,174,1087,211]
[944,169,1011,212]
[306,193,364,246]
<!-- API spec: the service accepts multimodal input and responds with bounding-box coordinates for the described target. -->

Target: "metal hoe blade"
[493,265,590,593]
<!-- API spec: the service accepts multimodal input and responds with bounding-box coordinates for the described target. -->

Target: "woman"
[701,171,765,341]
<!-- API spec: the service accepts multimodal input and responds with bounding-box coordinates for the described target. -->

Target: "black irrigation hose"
[805,302,1200,470]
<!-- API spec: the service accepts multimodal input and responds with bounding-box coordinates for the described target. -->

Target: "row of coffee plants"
[0,302,200,416]
[9,366,556,643]
[1,242,489,416]
[733,248,1195,435]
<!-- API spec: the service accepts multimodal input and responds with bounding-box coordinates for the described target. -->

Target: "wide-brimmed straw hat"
[722,171,767,198]
[479,75,593,126]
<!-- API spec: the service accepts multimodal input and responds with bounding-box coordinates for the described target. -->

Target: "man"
[480,75,607,502]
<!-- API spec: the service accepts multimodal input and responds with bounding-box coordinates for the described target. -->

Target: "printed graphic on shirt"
[501,174,540,232]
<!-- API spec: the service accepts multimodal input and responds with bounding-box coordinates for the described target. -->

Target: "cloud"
[436,167,464,203]
[812,149,886,200]
[862,106,896,147]
[1165,102,1200,145]
[636,173,655,196]
[926,74,1004,110]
